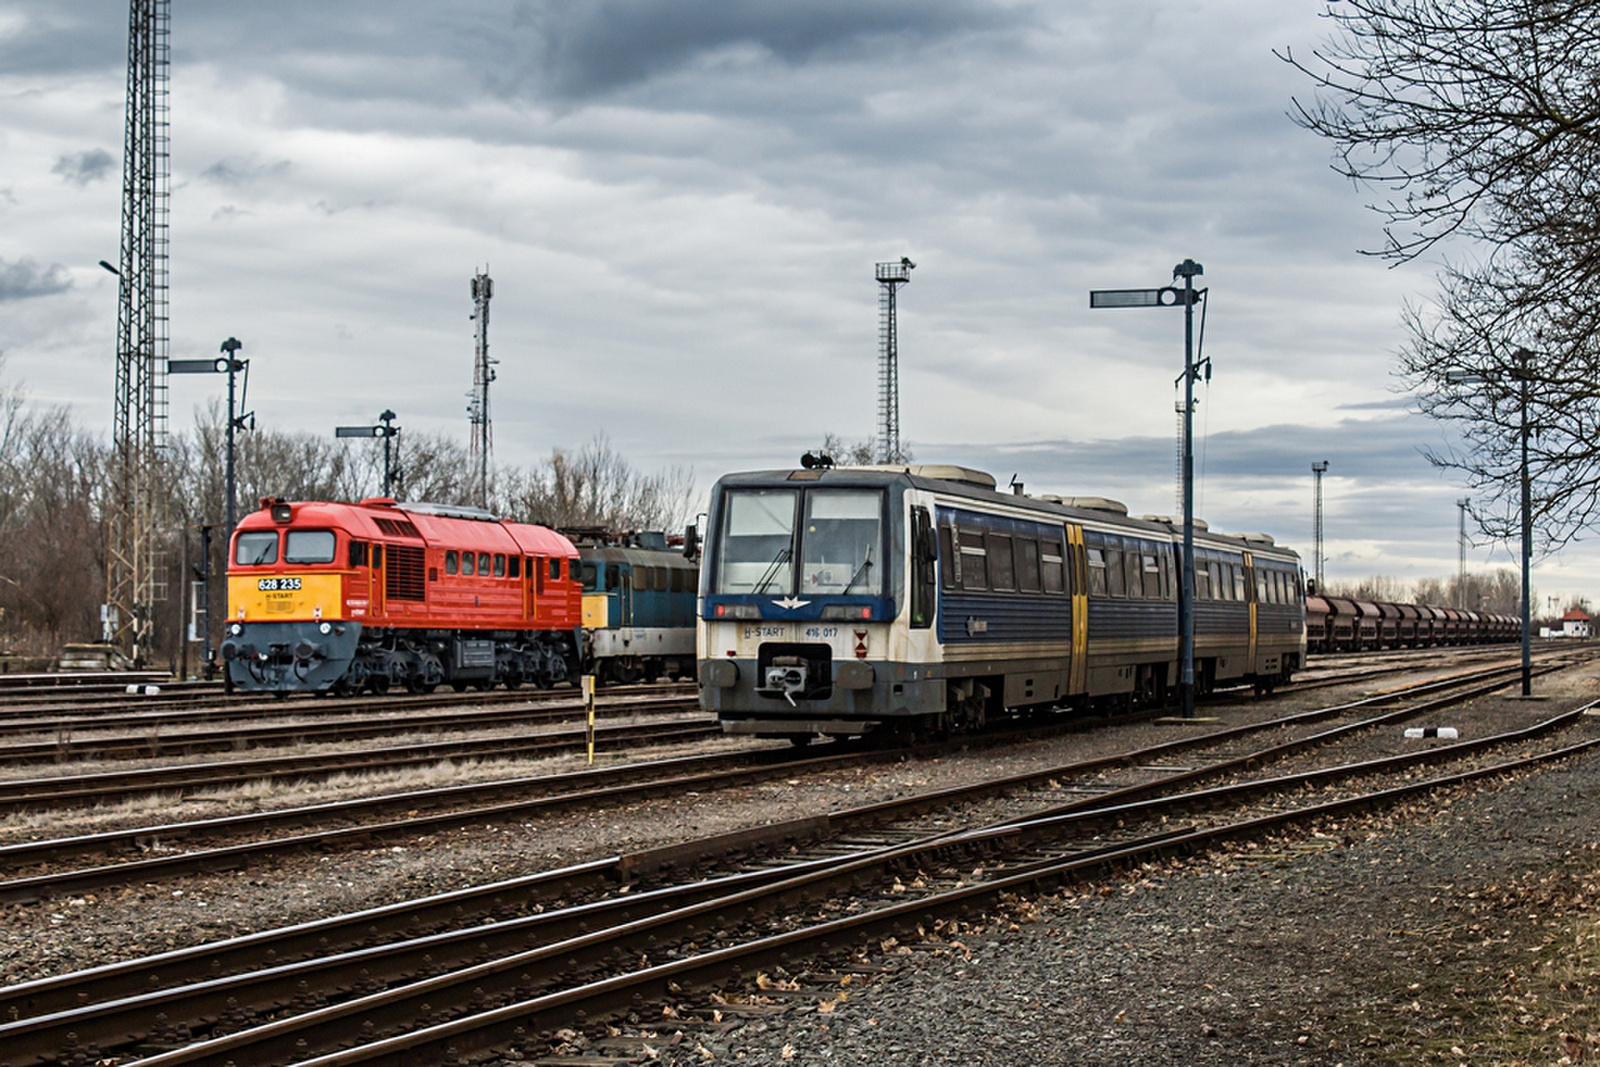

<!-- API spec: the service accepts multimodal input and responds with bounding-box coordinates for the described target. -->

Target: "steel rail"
[25,699,1596,1067]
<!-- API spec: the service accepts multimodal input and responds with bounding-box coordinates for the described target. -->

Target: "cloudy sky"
[0,1,1590,606]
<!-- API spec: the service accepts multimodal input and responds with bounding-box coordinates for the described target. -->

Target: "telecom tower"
[467,269,495,508]
[875,258,914,464]
[1311,461,1328,589]
[106,0,171,664]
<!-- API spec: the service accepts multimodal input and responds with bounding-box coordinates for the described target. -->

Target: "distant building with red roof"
[1561,607,1591,639]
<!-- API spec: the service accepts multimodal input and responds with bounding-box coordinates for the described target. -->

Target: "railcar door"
[1244,551,1258,674]
[1066,524,1089,696]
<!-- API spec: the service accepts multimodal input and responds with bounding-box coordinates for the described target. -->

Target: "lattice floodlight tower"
[106,0,171,664]
[875,257,914,464]
[468,269,496,509]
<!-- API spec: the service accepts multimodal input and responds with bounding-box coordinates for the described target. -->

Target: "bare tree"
[1286,1,1600,553]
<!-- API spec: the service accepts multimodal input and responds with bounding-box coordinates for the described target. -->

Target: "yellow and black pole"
[582,674,596,764]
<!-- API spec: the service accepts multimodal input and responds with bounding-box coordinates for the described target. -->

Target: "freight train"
[223,498,584,694]
[697,462,1308,741]
[1304,594,1517,651]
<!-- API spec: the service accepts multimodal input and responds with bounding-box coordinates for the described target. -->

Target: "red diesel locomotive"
[223,497,581,694]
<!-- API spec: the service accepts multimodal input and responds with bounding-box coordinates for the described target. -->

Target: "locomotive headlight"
[229,623,243,636]
[319,622,332,635]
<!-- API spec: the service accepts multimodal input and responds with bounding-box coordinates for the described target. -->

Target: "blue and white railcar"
[697,464,1305,740]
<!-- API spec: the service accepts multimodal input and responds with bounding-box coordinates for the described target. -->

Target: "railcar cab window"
[285,530,336,565]
[235,531,278,566]
[713,489,799,594]
[800,489,884,596]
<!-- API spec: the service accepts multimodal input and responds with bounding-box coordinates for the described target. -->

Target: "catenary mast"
[106,0,171,665]
[468,269,495,508]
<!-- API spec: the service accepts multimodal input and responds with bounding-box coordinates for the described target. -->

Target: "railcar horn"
[801,452,835,470]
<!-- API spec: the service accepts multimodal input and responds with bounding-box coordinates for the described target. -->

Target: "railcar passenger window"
[939,526,956,589]
[1124,547,1142,600]
[987,534,1015,591]
[1257,569,1269,602]
[1086,548,1107,596]
[1041,542,1066,594]
[462,553,475,576]
[445,551,458,575]
[1233,564,1247,602]
[1142,553,1160,599]
[494,554,506,577]
[958,527,987,590]
[1208,561,1223,600]
[1016,538,1041,593]
[235,531,279,566]
[1195,560,1211,600]
[1106,546,1126,598]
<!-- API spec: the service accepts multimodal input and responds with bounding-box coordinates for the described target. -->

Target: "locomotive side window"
[1016,538,1041,593]
[550,558,561,582]
[581,563,598,590]
[348,540,368,568]
[372,544,383,569]
[445,551,459,575]
[462,553,476,576]
[509,556,520,579]
[1041,541,1066,594]
[987,534,1015,591]
[479,553,491,576]
[1086,547,1107,596]
[494,554,506,577]
[235,531,278,566]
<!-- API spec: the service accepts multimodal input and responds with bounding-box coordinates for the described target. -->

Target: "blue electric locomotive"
[575,531,699,684]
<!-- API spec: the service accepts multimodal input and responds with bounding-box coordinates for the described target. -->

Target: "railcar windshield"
[713,489,798,594]
[235,531,278,566]
[285,530,337,564]
[799,489,884,596]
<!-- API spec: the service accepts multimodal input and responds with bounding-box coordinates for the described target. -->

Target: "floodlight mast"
[875,257,914,464]
[1090,258,1207,718]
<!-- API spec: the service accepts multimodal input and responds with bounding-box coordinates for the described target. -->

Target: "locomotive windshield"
[235,531,278,566]
[711,486,885,597]
[712,489,797,594]
[799,489,883,596]
[285,530,337,564]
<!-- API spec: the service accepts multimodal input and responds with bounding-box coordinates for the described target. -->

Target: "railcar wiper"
[752,546,792,594]
[841,550,874,594]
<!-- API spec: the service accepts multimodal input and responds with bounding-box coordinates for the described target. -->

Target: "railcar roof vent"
[1236,532,1277,546]
[1138,514,1210,531]
[850,464,997,489]
[1060,496,1128,515]
[403,501,500,522]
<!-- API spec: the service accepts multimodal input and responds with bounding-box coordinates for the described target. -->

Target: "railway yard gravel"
[4,651,1600,1064]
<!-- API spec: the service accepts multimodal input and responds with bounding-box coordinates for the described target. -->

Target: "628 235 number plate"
[257,577,302,591]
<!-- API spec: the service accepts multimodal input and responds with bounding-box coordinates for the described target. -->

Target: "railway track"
[0,657,1588,1065]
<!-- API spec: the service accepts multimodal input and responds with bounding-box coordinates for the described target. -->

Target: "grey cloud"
[0,258,73,301]
[52,148,115,186]
[200,155,291,187]
[499,0,1020,100]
